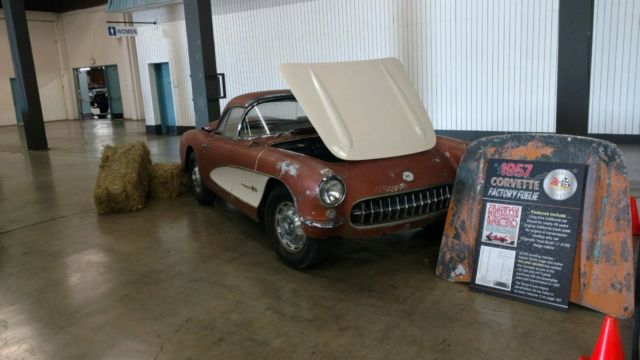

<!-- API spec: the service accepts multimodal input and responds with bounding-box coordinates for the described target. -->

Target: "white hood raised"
[279,58,436,161]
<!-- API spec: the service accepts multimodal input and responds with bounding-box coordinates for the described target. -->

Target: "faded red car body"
[180,90,466,240]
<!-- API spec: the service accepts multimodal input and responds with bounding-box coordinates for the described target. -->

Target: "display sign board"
[470,159,587,311]
[107,25,138,37]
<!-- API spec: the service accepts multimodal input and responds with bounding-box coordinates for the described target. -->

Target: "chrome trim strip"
[351,182,453,203]
[245,94,295,108]
[300,217,345,229]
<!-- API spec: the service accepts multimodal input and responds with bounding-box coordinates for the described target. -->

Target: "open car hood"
[279,58,436,161]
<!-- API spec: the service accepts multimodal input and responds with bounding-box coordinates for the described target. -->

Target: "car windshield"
[240,99,313,138]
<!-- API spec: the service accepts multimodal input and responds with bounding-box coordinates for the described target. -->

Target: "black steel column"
[2,0,48,150]
[556,0,594,136]
[184,0,220,128]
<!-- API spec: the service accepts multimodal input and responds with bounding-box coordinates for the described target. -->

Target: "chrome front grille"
[350,183,453,227]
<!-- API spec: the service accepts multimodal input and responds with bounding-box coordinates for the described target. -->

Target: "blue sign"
[108,26,117,37]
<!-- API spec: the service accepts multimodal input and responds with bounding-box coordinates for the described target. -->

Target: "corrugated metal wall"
[134,0,560,131]
[133,5,193,127]
[589,0,640,135]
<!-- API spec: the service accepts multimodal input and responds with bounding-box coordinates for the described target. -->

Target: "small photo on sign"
[481,202,522,247]
[475,246,516,291]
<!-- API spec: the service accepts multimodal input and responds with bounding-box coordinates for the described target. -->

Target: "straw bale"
[149,162,190,199]
[93,142,151,214]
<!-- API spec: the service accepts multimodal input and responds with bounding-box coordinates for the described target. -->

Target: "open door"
[152,62,177,135]
[105,65,124,119]
[9,78,24,124]
[73,68,93,119]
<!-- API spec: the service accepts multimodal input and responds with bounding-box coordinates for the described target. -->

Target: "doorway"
[73,65,124,119]
[105,65,123,119]
[151,62,176,135]
[9,78,24,125]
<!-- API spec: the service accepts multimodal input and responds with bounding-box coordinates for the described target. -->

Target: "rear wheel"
[189,152,215,205]
[265,186,329,269]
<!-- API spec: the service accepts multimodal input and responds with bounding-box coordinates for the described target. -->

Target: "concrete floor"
[0,120,637,359]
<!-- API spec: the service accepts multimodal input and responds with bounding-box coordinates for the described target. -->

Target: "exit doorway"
[73,65,124,119]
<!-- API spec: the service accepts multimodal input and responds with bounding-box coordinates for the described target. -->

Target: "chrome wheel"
[191,163,203,195]
[189,152,214,205]
[274,201,306,252]
[265,187,330,269]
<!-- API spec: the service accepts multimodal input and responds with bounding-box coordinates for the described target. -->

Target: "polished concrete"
[0,120,637,359]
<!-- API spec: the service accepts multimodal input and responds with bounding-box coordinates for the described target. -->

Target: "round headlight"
[318,177,345,207]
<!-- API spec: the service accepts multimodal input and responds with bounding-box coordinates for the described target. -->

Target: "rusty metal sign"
[436,134,635,319]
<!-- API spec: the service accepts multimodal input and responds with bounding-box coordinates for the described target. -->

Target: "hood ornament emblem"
[402,171,414,182]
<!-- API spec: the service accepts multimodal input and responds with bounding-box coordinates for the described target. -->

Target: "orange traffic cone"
[631,197,640,236]
[579,315,624,360]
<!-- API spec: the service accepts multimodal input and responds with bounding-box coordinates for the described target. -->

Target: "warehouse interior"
[1,0,639,359]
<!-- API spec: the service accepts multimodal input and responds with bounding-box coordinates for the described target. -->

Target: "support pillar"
[2,0,48,150]
[184,0,220,128]
[556,0,594,136]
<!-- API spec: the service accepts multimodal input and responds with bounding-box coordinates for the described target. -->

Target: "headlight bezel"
[317,176,346,207]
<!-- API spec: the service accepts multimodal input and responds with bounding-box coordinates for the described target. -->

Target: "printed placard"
[470,159,587,311]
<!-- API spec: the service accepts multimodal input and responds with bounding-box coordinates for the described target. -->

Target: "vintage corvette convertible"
[180,58,467,269]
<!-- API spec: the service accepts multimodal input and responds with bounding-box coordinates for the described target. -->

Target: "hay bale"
[149,162,190,199]
[93,142,152,214]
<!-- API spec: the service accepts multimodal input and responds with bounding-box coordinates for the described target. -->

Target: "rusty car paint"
[435,133,636,319]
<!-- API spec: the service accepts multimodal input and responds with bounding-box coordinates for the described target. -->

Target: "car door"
[202,107,269,209]
[199,107,242,190]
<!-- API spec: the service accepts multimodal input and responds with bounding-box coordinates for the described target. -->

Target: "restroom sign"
[107,25,138,37]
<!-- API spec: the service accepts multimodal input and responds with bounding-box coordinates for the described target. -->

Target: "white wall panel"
[134,0,559,132]
[589,0,640,135]
[0,12,68,126]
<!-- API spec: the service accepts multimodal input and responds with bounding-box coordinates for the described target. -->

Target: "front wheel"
[188,152,215,205]
[265,187,330,269]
